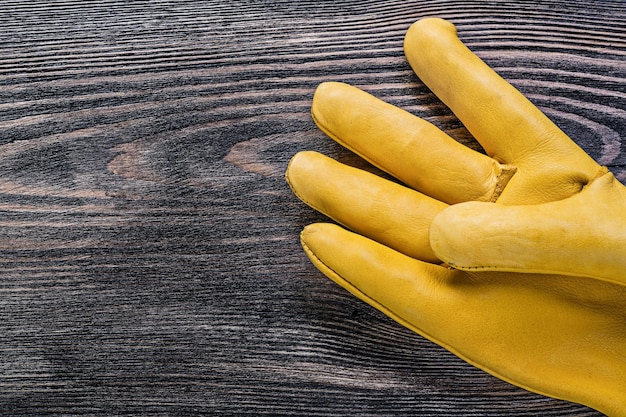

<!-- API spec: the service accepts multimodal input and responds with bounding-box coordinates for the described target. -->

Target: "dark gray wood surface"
[0,1,624,415]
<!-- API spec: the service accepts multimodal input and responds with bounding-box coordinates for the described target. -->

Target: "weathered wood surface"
[0,1,624,415]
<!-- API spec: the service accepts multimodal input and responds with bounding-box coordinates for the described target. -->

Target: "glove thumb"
[429,171,626,286]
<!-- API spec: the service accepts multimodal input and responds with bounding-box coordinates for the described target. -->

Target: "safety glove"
[286,18,626,416]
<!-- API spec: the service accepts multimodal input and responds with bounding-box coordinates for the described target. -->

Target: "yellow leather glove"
[286,18,626,416]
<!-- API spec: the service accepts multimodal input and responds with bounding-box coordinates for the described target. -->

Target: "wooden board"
[0,1,624,415]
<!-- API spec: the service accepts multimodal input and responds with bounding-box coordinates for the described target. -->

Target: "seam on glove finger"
[490,164,517,202]
[445,262,626,287]
[286,160,356,234]
[311,111,384,172]
[285,157,335,222]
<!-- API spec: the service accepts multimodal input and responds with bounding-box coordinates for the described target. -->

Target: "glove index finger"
[404,18,600,180]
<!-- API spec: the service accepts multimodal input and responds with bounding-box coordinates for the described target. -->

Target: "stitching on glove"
[311,111,346,150]
[311,111,383,171]
[285,157,328,218]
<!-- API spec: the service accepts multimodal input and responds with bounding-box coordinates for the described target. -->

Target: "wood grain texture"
[0,0,623,415]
